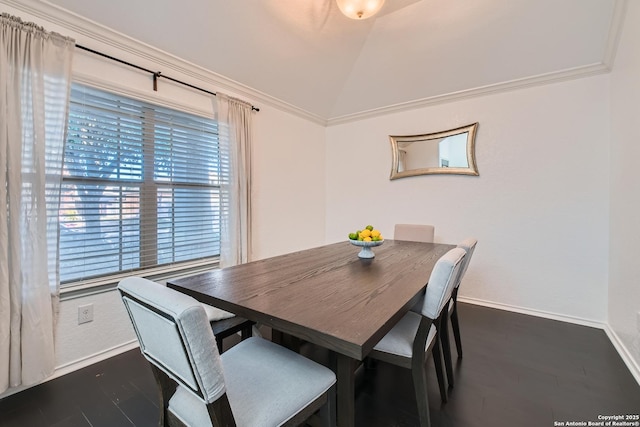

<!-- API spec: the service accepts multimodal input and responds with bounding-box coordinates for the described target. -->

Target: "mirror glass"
[389,123,479,179]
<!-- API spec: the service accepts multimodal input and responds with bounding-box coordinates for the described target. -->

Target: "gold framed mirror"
[389,122,479,179]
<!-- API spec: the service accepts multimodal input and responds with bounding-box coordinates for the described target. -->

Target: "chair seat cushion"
[169,387,214,427]
[169,337,335,427]
[201,303,235,322]
[373,312,436,358]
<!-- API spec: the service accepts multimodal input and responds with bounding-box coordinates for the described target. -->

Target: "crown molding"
[0,0,327,126]
[326,62,610,126]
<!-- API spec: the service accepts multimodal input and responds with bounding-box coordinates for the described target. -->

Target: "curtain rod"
[75,44,260,112]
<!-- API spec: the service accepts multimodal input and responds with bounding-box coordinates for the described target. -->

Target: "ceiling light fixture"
[336,0,386,20]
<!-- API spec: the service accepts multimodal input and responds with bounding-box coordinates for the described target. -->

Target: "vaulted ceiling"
[47,0,620,121]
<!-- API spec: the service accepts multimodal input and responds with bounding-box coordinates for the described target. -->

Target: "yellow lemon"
[371,229,381,238]
[363,236,372,242]
[360,229,372,238]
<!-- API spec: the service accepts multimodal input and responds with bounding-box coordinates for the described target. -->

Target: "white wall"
[252,108,326,260]
[609,0,640,373]
[326,76,610,323]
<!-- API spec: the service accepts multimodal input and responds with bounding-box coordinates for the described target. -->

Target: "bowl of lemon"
[348,225,384,259]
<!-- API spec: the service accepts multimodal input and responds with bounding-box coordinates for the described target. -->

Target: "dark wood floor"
[1,303,639,427]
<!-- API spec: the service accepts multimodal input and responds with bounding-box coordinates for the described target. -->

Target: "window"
[59,84,225,284]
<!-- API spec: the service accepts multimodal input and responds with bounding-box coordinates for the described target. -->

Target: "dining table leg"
[335,353,357,427]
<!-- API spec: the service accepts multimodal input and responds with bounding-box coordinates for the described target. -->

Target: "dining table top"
[168,239,455,361]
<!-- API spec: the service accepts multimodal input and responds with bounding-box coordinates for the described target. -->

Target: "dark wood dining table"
[168,239,455,427]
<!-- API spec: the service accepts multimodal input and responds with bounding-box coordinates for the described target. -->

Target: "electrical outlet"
[78,304,93,324]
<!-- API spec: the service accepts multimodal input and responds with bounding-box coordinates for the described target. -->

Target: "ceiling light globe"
[336,0,386,20]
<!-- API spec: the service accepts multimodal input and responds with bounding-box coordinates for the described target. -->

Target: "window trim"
[60,80,223,293]
[60,256,220,299]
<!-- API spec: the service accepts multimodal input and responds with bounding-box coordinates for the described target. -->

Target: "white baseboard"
[54,340,140,378]
[603,325,640,386]
[458,296,607,329]
[0,340,139,400]
[458,296,640,385]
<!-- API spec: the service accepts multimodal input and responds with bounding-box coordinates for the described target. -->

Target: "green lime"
[348,232,358,240]
[366,225,374,231]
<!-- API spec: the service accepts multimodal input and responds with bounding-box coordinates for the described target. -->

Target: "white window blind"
[60,84,224,284]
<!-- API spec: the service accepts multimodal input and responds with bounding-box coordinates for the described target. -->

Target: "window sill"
[60,258,220,301]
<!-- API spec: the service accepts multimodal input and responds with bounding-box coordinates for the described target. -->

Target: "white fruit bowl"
[349,239,384,259]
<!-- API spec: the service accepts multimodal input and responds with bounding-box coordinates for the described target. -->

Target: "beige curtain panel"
[0,13,74,393]
[217,93,254,268]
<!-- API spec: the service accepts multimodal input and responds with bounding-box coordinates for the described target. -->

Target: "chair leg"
[411,361,432,427]
[439,313,455,388]
[450,301,463,358]
[317,385,336,427]
[240,323,253,341]
[215,337,224,354]
[432,338,448,403]
[149,363,177,427]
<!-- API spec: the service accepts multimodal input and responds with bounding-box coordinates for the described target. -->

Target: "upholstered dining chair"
[436,237,478,392]
[393,224,435,243]
[119,277,336,427]
[394,224,435,314]
[200,303,255,354]
[368,248,466,427]
[170,275,255,353]
[449,238,478,358]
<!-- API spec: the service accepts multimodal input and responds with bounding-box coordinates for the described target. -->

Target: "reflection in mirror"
[390,123,479,179]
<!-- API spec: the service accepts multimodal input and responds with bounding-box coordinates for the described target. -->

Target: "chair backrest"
[454,238,477,289]
[118,277,226,404]
[394,224,435,243]
[421,248,466,320]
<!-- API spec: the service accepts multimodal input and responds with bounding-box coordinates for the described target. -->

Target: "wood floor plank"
[49,412,92,427]
[115,393,159,427]
[79,398,135,427]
